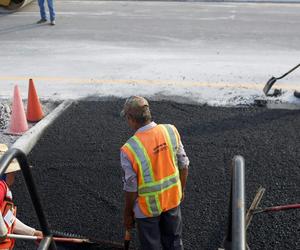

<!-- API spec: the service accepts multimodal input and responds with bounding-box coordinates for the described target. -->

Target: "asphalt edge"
[12,100,74,156]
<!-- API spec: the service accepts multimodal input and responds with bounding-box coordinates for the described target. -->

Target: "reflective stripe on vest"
[0,183,16,249]
[160,124,179,169]
[125,137,154,184]
[124,124,180,216]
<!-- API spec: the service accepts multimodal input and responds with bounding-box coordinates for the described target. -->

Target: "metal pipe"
[8,233,89,243]
[232,156,246,250]
[38,237,53,250]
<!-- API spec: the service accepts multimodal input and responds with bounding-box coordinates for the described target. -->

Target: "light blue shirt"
[120,121,189,218]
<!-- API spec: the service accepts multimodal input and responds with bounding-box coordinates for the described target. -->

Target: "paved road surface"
[0,1,300,105]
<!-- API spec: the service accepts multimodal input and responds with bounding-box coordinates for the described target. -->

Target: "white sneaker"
[50,20,56,26]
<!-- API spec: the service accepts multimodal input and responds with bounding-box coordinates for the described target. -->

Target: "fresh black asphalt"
[11,99,300,249]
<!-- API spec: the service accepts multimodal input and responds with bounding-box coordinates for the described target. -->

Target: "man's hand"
[179,167,188,202]
[181,190,185,202]
[33,230,43,237]
[123,191,137,230]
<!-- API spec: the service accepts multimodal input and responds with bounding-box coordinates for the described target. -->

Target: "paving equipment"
[0,0,33,11]
[263,63,300,98]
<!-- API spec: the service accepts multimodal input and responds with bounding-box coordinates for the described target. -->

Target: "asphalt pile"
[11,99,300,250]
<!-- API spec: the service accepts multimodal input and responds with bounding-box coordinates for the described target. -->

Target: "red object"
[27,79,44,122]
[8,85,28,135]
[0,181,17,249]
[264,204,300,212]
[0,181,6,207]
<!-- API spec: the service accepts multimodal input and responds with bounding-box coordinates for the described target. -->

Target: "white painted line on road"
[11,11,114,16]
[0,76,298,91]
[11,11,236,21]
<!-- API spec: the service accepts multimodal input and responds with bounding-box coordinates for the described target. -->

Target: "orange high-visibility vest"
[121,124,182,217]
[0,182,16,250]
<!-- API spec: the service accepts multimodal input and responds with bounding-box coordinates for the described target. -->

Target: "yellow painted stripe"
[0,76,298,90]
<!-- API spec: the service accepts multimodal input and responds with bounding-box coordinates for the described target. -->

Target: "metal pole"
[232,156,246,250]
[38,237,53,250]
[224,176,233,248]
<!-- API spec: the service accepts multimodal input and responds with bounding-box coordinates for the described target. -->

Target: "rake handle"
[7,234,89,243]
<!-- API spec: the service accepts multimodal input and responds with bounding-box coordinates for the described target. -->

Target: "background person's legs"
[37,0,47,21]
[136,216,161,250]
[160,206,184,250]
[47,0,55,22]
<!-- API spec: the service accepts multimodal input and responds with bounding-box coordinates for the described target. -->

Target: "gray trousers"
[136,206,184,250]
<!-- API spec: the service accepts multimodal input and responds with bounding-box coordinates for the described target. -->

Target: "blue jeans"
[38,0,55,21]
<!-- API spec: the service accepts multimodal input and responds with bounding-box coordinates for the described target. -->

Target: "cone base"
[4,130,26,136]
[27,117,43,123]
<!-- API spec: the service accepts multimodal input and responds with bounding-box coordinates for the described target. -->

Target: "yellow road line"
[0,76,298,90]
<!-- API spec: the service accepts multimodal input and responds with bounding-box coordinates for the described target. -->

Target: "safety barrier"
[223,155,246,250]
[0,148,57,250]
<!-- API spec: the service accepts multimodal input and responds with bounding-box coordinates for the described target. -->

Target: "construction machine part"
[263,63,300,96]
[0,0,33,12]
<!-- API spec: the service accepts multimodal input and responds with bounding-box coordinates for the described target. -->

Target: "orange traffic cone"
[8,85,28,135]
[27,79,44,122]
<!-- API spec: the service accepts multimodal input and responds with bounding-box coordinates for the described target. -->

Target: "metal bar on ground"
[232,155,246,250]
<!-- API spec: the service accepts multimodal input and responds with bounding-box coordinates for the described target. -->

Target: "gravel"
[5,99,299,250]
[0,102,11,130]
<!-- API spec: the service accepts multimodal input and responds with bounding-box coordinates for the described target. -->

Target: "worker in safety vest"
[0,144,43,250]
[120,96,189,250]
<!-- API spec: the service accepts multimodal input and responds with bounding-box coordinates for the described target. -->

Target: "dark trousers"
[136,206,184,250]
